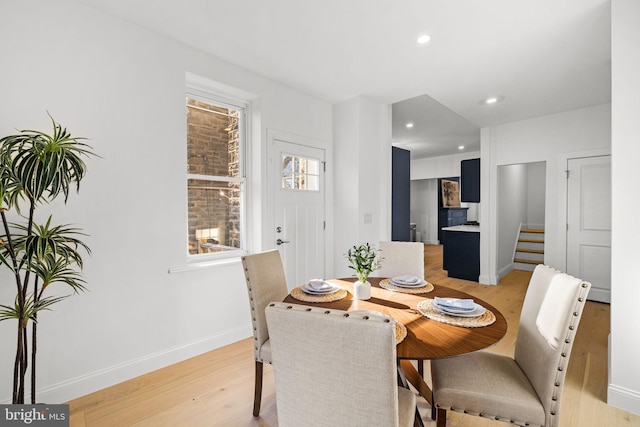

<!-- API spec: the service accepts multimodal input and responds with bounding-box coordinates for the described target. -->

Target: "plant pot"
[354,280,371,300]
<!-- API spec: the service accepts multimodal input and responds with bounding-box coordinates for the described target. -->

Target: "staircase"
[514,228,544,271]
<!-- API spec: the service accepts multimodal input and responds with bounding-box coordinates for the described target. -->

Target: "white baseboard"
[587,287,611,303]
[478,274,498,285]
[608,383,640,416]
[28,325,253,404]
[497,263,514,281]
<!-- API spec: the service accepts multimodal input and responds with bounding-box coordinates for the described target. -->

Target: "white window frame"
[184,74,251,264]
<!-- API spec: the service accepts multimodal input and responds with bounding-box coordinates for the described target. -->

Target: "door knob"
[276,238,290,246]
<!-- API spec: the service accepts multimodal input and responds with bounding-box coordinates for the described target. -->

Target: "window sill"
[168,250,246,274]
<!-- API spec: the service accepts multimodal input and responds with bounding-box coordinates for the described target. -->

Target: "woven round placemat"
[350,310,407,345]
[395,321,407,344]
[379,278,434,294]
[416,299,496,328]
[290,286,348,303]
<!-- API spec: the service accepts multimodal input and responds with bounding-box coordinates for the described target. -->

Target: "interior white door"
[567,155,611,303]
[272,139,325,289]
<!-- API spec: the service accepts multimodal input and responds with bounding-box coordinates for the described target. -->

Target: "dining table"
[283,276,508,423]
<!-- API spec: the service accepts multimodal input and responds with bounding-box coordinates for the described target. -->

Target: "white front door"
[567,155,611,303]
[272,139,325,290]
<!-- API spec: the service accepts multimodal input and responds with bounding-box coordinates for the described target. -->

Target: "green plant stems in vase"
[345,243,382,300]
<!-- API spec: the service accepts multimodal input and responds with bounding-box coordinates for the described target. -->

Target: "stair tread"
[518,238,544,244]
[521,228,544,233]
[516,248,544,254]
[514,258,543,265]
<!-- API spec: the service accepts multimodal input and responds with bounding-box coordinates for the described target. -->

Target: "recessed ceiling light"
[406,122,414,129]
[458,145,465,150]
[479,95,505,105]
[416,34,431,45]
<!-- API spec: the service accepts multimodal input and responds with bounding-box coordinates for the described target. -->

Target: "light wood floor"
[68,245,640,426]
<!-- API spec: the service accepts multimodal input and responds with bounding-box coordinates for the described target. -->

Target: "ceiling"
[77,0,612,159]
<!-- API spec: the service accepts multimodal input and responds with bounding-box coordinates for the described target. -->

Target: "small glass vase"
[354,280,372,300]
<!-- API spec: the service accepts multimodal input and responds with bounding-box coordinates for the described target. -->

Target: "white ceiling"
[77,0,612,159]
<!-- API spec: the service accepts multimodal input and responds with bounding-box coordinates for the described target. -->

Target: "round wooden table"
[284,277,508,360]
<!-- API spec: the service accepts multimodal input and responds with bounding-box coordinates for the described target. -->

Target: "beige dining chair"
[430,264,591,427]
[375,241,426,376]
[375,241,425,279]
[265,302,418,427]
[241,249,289,417]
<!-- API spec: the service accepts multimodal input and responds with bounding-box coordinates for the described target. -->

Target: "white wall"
[333,97,391,278]
[0,0,333,403]
[410,179,439,244]
[479,103,611,285]
[609,0,640,414]
[526,162,547,227]
[496,164,528,276]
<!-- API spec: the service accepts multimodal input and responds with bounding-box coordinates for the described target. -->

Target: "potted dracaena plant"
[345,243,383,300]
[0,114,95,404]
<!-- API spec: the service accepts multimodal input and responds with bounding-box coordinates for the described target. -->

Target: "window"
[186,96,245,257]
[281,154,320,191]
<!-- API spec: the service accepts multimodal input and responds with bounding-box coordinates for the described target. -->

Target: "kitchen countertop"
[442,224,480,233]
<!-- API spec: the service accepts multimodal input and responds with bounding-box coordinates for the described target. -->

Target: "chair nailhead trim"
[343,313,350,317]
[286,305,293,309]
[551,411,556,415]
[324,311,330,314]
[305,308,311,311]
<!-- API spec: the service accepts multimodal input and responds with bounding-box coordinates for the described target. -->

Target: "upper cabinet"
[461,158,480,202]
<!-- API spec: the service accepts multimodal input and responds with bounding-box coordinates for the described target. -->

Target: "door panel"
[273,139,325,289]
[567,155,611,302]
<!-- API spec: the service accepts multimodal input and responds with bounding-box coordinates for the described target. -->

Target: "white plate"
[432,301,486,317]
[391,275,421,284]
[433,297,476,313]
[390,279,428,288]
[301,283,340,295]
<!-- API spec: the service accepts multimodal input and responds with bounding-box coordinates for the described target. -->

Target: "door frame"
[265,128,334,276]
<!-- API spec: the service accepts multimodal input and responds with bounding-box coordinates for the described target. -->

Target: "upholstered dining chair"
[375,241,426,376]
[375,241,425,279]
[265,302,418,427]
[241,250,289,417]
[430,264,591,427]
